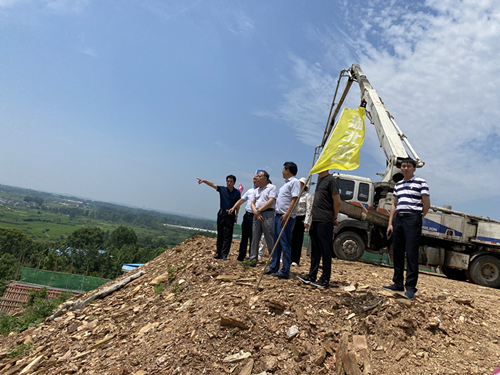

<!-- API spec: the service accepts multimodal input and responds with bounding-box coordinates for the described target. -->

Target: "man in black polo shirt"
[298,169,341,289]
[384,158,430,300]
[197,175,241,260]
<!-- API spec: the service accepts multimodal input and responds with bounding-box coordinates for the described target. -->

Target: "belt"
[396,212,421,218]
[219,209,235,214]
[245,212,254,216]
[262,208,274,212]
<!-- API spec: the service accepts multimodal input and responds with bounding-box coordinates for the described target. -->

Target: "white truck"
[317,64,500,288]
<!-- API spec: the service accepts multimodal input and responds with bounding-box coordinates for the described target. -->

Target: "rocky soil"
[1,235,500,375]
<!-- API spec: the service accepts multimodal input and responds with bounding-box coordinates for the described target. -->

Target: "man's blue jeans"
[268,215,295,277]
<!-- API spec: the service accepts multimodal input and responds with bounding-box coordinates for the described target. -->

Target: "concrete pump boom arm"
[351,64,424,168]
[318,64,424,183]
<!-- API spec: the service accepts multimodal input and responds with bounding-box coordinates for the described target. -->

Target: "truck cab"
[336,174,374,211]
[332,174,391,260]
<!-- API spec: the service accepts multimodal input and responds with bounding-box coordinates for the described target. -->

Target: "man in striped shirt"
[384,158,430,300]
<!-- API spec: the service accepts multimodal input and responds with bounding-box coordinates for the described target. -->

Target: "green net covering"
[19,268,110,292]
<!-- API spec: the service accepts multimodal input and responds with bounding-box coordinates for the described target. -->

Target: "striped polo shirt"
[394,176,430,214]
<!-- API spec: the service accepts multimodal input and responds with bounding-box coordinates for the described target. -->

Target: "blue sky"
[1,0,499,222]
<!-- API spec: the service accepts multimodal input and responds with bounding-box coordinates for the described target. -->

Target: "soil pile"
[1,235,499,374]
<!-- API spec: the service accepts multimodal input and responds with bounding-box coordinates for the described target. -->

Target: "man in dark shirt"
[298,170,341,289]
[197,175,241,260]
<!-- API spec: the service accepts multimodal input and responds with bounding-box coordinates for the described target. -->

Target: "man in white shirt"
[248,170,276,266]
[229,174,259,261]
[265,162,301,279]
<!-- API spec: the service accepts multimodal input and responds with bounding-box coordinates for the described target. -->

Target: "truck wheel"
[464,268,473,283]
[441,266,467,281]
[469,255,500,288]
[334,232,365,261]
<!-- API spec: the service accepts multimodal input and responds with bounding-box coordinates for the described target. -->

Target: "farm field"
[0,204,195,243]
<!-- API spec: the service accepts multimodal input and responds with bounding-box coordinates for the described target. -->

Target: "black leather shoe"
[264,269,274,275]
[222,257,228,261]
[213,254,222,259]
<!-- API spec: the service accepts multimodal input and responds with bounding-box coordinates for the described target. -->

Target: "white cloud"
[44,0,88,13]
[266,0,500,211]
[0,0,87,12]
[353,0,500,203]
[227,11,255,35]
[80,47,98,57]
[141,0,201,22]
[0,0,24,7]
[255,55,339,147]
[214,141,226,150]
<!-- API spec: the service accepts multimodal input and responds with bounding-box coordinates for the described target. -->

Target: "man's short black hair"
[400,158,417,167]
[283,161,298,176]
[226,175,236,183]
[259,170,270,182]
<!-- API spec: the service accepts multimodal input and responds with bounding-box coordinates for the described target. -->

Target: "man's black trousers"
[392,214,422,292]
[308,221,334,282]
[237,212,253,261]
[216,209,235,258]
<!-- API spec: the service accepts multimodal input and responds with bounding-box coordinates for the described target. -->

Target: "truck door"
[338,179,355,202]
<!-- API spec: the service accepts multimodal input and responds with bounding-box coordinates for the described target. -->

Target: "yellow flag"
[310,107,365,174]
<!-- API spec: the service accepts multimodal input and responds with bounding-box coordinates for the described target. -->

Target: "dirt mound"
[1,235,500,374]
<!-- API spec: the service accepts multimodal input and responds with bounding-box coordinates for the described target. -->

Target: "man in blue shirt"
[265,162,301,279]
[197,175,241,260]
[384,158,430,300]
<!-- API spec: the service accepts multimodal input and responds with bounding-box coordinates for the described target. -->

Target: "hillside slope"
[1,236,499,374]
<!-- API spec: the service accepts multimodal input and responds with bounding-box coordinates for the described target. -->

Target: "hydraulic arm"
[317,64,424,184]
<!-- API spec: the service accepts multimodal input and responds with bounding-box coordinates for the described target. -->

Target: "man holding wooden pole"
[265,162,301,279]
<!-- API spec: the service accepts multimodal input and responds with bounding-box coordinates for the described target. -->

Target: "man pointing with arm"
[197,175,241,261]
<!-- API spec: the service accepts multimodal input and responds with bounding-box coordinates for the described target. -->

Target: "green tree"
[66,227,105,275]
[0,227,32,257]
[66,227,105,250]
[108,226,137,249]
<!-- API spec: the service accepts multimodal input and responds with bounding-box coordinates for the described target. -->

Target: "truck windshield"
[338,179,355,201]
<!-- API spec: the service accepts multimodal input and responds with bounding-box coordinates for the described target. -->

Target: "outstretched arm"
[197,178,218,191]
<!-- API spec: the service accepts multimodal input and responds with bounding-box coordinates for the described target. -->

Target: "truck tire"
[464,268,473,283]
[441,266,467,281]
[334,231,365,261]
[469,255,500,288]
